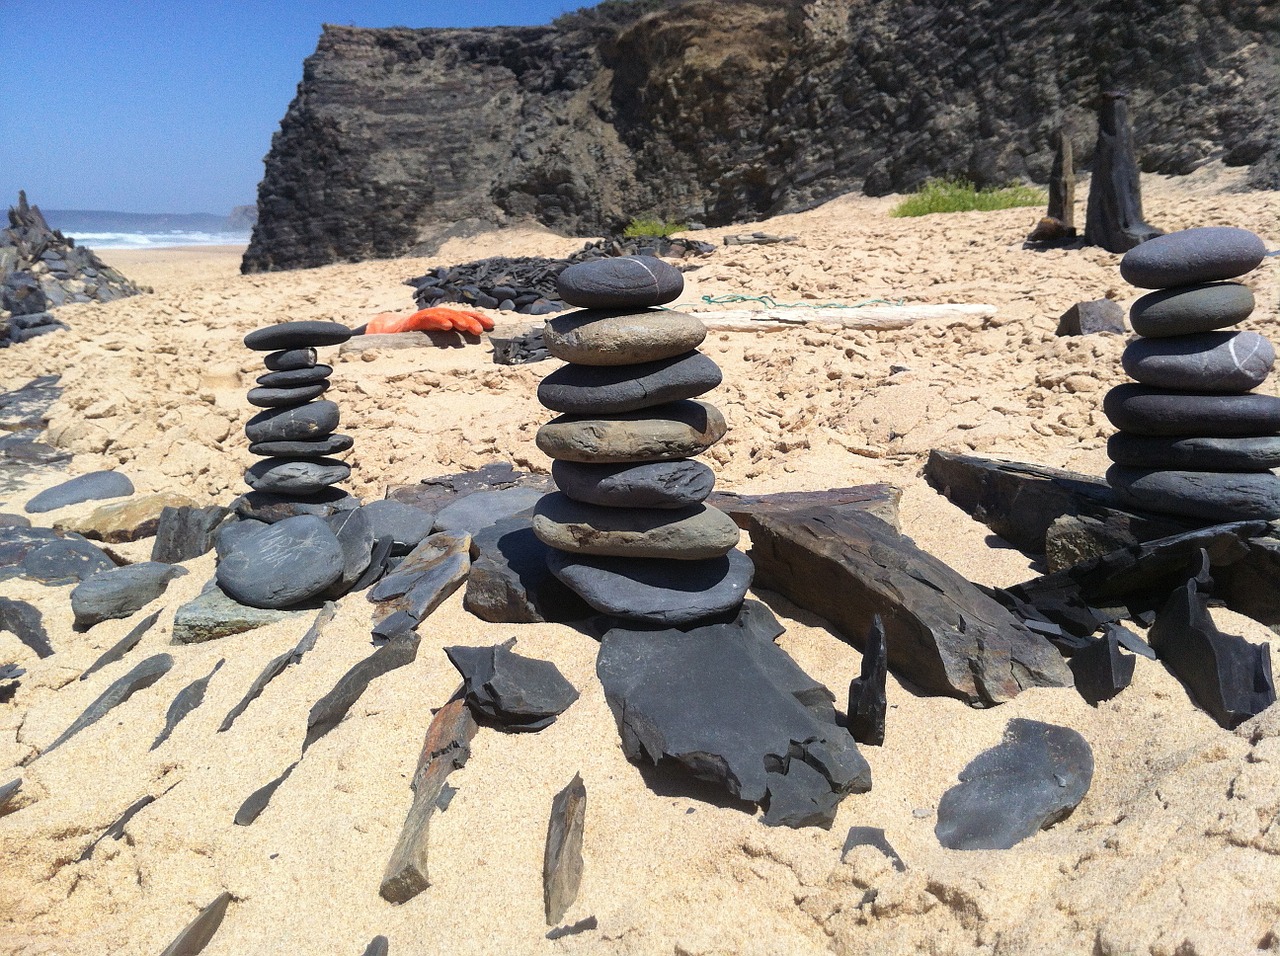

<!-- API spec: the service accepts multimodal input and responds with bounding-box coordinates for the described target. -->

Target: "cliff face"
[243,0,1280,272]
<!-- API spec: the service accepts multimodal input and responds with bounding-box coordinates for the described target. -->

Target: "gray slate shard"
[433,487,543,537]
[235,762,297,826]
[361,938,389,956]
[544,772,586,925]
[1103,383,1280,436]
[386,461,551,514]
[463,515,594,624]
[263,347,316,371]
[78,792,158,861]
[1067,629,1135,705]
[1055,299,1125,336]
[597,607,872,829]
[552,458,715,509]
[370,550,469,640]
[1121,330,1274,392]
[70,562,187,629]
[323,507,375,597]
[151,660,225,750]
[0,663,24,702]
[81,609,161,679]
[157,890,233,956]
[0,525,61,574]
[304,632,421,752]
[0,597,52,658]
[1107,622,1156,660]
[25,470,134,514]
[151,505,232,563]
[368,532,471,602]
[215,514,345,609]
[171,579,299,644]
[360,499,435,556]
[444,640,580,731]
[841,826,906,871]
[352,536,394,592]
[1119,226,1267,289]
[1107,466,1280,523]
[246,381,330,408]
[847,616,887,746]
[1129,282,1256,338]
[39,653,174,759]
[21,536,116,585]
[1107,433,1280,472]
[243,320,352,350]
[935,718,1094,850]
[244,400,339,444]
[232,487,359,524]
[537,351,722,414]
[1148,551,1275,729]
[0,777,21,810]
[256,364,332,388]
[244,456,350,494]
[556,256,683,309]
[248,434,353,458]
[219,603,334,732]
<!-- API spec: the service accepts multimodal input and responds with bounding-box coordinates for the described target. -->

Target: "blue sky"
[0,1,601,215]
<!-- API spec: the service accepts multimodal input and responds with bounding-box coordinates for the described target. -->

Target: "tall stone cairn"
[1104,227,1280,522]
[533,256,753,627]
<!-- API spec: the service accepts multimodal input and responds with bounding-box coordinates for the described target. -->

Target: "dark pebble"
[1108,433,1280,472]
[556,256,683,309]
[216,514,346,609]
[1107,465,1280,522]
[1122,330,1274,392]
[243,321,352,351]
[537,351,722,414]
[360,499,435,556]
[246,382,330,408]
[1119,226,1266,289]
[551,459,715,509]
[245,400,339,443]
[244,457,351,494]
[232,487,360,523]
[255,365,332,388]
[1129,282,1255,337]
[248,434,353,458]
[70,562,188,629]
[1103,383,1280,436]
[263,348,317,371]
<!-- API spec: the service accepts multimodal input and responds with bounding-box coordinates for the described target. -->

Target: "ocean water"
[73,230,251,250]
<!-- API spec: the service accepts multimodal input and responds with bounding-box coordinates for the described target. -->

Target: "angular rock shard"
[544,772,586,925]
[445,640,579,732]
[37,653,174,760]
[219,603,335,732]
[847,616,887,746]
[151,660,225,750]
[151,504,232,563]
[70,562,187,630]
[304,632,421,752]
[234,761,297,826]
[463,514,594,624]
[79,791,167,861]
[1067,628,1135,706]
[361,938,389,956]
[157,890,233,956]
[0,596,52,658]
[369,534,470,639]
[80,609,160,680]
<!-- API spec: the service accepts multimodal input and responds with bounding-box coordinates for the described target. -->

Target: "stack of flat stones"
[533,255,753,627]
[241,321,356,514]
[1104,226,1280,522]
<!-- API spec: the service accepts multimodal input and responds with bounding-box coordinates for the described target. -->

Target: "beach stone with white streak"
[556,255,683,309]
[1103,384,1280,436]
[1122,331,1274,392]
[543,309,707,366]
[1129,282,1255,338]
[256,365,332,388]
[1107,433,1280,472]
[248,434,353,458]
[216,514,345,609]
[247,382,330,408]
[1107,466,1280,522]
[245,457,351,494]
[538,351,722,414]
[533,493,740,560]
[1119,227,1267,289]
[551,459,715,509]
[245,400,340,443]
[537,400,727,463]
[264,348,317,371]
[243,320,352,351]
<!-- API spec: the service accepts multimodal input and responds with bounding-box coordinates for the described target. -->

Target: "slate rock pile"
[1104,227,1278,522]
[532,255,752,627]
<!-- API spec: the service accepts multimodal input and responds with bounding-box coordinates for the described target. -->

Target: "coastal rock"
[543,308,707,366]
[248,434,353,457]
[1107,433,1280,472]
[847,616,888,746]
[1122,330,1274,392]
[151,505,232,563]
[463,515,593,624]
[81,609,160,678]
[544,773,587,926]
[244,400,339,443]
[0,525,61,574]
[70,562,187,629]
[25,470,134,514]
[1107,466,1280,522]
[232,487,359,523]
[444,640,580,731]
[359,499,435,555]
[1055,299,1126,336]
[38,654,174,758]
[243,320,352,350]
[370,549,469,639]
[256,364,331,388]
[216,515,345,609]
[0,514,31,528]
[368,532,470,602]
[1119,226,1267,289]
[55,492,197,544]
[556,256,683,309]
[0,597,53,658]
[935,718,1094,850]
[246,382,330,408]
[21,537,116,585]
[156,891,233,956]
[553,459,714,509]
[537,352,722,414]
[150,659,224,750]
[1129,282,1256,337]
[171,580,300,644]
[263,347,316,371]
[433,487,543,537]
[1067,629,1135,705]
[537,400,726,463]
[218,603,333,731]
[1103,384,1280,436]
[533,493,739,559]
[303,632,421,751]
[244,457,351,494]
[324,507,376,594]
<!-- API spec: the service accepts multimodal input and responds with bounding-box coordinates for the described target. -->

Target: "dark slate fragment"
[81,609,161,680]
[70,562,187,629]
[248,433,353,458]
[1148,551,1276,729]
[935,718,1094,850]
[323,507,375,597]
[1067,630,1135,705]
[463,514,594,624]
[256,364,332,388]
[842,826,906,871]
[1107,466,1280,523]
[303,632,421,752]
[151,660,225,750]
[433,487,543,537]
[151,505,232,563]
[556,256,683,309]
[244,456,349,494]
[243,320,352,350]
[370,551,469,640]
[1104,383,1280,437]
[216,514,344,609]
[243,400,339,444]
[157,890,233,956]
[1129,282,1256,337]
[38,654,174,759]
[361,938,389,956]
[246,382,330,408]
[0,524,61,572]
[234,762,297,826]
[25,470,134,514]
[263,347,316,371]
[552,459,715,510]
[0,597,52,658]
[368,532,469,602]
[1107,433,1280,473]
[385,461,552,515]
[78,792,159,861]
[219,603,334,732]
[538,351,722,414]
[352,536,394,592]
[360,499,435,556]
[1055,298,1125,336]
[847,616,887,746]
[1119,226,1266,289]
[231,487,358,524]
[544,772,586,925]
[0,513,30,528]
[21,536,116,585]
[444,640,580,731]
[1108,622,1156,660]
[0,777,21,810]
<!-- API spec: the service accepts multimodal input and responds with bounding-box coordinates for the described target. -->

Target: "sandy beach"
[2,167,1279,955]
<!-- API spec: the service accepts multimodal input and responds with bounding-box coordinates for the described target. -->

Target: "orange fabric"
[365,307,495,336]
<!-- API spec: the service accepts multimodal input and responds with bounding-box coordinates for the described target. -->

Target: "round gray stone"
[537,400,727,463]
[1129,283,1255,338]
[538,351,722,414]
[247,382,330,408]
[216,514,346,609]
[70,561,188,629]
[244,457,350,494]
[25,471,134,514]
[547,548,753,627]
[1122,331,1274,392]
[556,256,683,309]
[256,365,332,388]
[245,400,340,443]
[533,493,739,560]
[1107,465,1280,522]
[244,321,352,351]
[1107,433,1280,472]
[1119,227,1266,289]
[360,499,435,556]
[543,309,707,366]
[552,459,714,509]
[1103,384,1280,436]
[248,434,353,458]
[264,348,317,371]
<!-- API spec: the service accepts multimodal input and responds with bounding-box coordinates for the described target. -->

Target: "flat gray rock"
[246,382,330,408]
[244,400,339,443]
[1103,383,1280,436]
[244,457,350,494]
[0,597,52,658]
[244,320,352,351]
[172,579,299,644]
[1129,282,1255,337]
[263,347,316,371]
[552,459,714,509]
[544,308,707,366]
[370,550,469,639]
[463,515,594,624]
[216,514,345,609]
[533,493,739,559]
[538,351,722,414]
[0,513,31,528]
[70,562,187,629]
[360,499,435,555]
[445,639,580,731]
[324,507,375,596]
[433,487,543,537]
[1107,466,1280,522]
[537,400,727,464]
[1107,433,1280,472]
[248,434,353,458]
[256,364,331,388]
[1122,330,1273,391]
[232,487,359,523]
[25,471,134,514]
[556,256,683,309]
[1120,226,1266,289]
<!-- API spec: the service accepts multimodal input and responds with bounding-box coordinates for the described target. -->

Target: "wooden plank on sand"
[691,304,996,332]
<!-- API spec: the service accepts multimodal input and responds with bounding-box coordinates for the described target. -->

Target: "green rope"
[664,293,906,310]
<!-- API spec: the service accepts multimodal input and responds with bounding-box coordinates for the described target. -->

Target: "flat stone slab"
[256,364,332,388]
[537,400,727,464]
[386,461,552,514]
[1103,384,1280,436]
[25,471,134,514]
[537,351,722,414]
[248,434,353,458]
[544,308,707,366]
[1129,282,1256,337]
[264,347,316,370]
[244,320,352,350]
[55,492,197,544]
[556,256,683,310]
[1107,433,1280,472]
[433,487,543,537]
[533,493,739,559]
[463,515,594,624]
[172,579,301,644]
[359,499,435,556]
[246,382,330,408]
[1119,226,1266,289]
[244,400,339,444]
[444,639,580,731]
[324,507,375,596]
[369,532,471,638]
[232,487,359,524]
[70,562,187,629]
[244,457,350,494]
[19,536,116,585]
[1107,466,1280,522]
[1122,330,1273,391]
[216,514,345,609]
[552,459,714,509]
[151,505,232,563]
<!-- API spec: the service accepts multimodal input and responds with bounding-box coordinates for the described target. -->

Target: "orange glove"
[365,307,495,335]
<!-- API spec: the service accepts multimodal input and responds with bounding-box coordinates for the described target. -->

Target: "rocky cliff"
[243,0,1280,272]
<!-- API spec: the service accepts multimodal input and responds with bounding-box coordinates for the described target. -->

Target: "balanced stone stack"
[241,320,356,513]
[532,256,753,627]
[1104,226,1280,522]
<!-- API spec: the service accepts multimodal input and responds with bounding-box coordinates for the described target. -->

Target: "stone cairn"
[532,256,753,627]
[1104,226,1280,522]
[239,320,357,517]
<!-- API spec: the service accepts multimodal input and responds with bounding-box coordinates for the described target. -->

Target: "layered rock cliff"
[243,0,1280,272]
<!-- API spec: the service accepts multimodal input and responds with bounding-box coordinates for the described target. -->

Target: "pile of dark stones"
[1105,227,1279,521]
[531,255,752,627]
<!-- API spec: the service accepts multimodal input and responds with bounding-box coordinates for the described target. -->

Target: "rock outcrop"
[243,0,1280,272]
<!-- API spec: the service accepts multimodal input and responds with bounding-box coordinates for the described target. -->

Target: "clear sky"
[0,1,602,215]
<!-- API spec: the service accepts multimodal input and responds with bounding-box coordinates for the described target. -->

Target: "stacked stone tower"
[532,256,753,626]
[1104,227,1280,521]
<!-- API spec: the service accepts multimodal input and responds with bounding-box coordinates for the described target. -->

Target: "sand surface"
[2,167,1279,955]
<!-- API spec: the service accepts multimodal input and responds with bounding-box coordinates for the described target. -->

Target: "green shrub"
[622,217,688,238]
[889,178,1046,217]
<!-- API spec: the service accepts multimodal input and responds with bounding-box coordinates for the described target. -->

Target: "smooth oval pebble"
[556,256,683,309]
[25,471,134,514]
[247,382,330,408]
[1129,282,1255,337]
[538,351,722,414]
[233,487,359,524]
[244,457,350,494]
[248,434,353,457]
[256,365,332,388]
[264,348,317,371]
[1122,331,1274,392]
[1119,227,1266,289]
[552,459,714,508]
[1107,465,1280,522]
[543,309,707,366]
[1107,433,1280,472]
[536,400,727,463]
[244,321,352,351]
[245,400,339,443]
[1103,384,1280,436]
[533,493,739,560]
[216,514,346,609]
